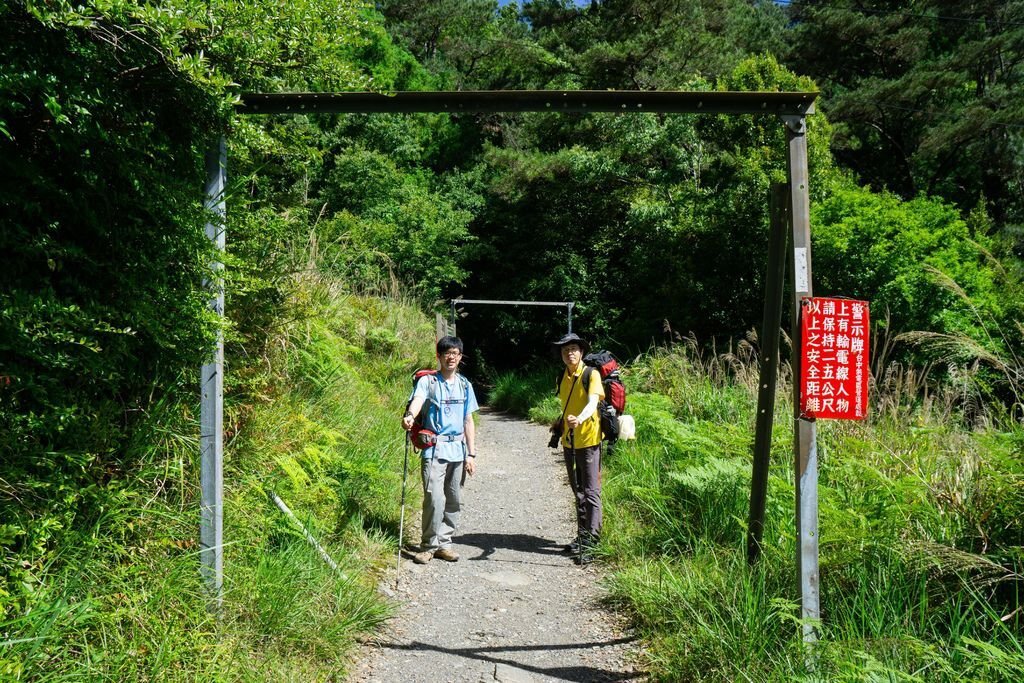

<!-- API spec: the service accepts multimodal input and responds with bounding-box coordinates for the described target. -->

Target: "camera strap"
[557,371,581,430]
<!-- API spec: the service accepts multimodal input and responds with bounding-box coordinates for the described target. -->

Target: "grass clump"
[1,271,434,680]
[490,341,1024,681]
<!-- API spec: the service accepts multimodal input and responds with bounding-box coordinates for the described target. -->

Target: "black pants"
[564,444,602,537]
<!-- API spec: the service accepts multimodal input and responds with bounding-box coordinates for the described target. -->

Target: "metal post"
[747,183,790,565]
[783,115,819,645]
[567,302,574,333]
[200,137,226,606]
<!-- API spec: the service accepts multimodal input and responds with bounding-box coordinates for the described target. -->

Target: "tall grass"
[1,265,434,680]
[490,336,1024,681]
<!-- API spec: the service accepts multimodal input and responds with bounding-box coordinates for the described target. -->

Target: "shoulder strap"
[422,371,441,410]
[557,370,581,426]
[458,373,470,420]
[583,366,595,393]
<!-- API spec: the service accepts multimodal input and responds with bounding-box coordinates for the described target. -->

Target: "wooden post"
[200,137,226,606]
[747,183,790,565]
[783,115,820,645]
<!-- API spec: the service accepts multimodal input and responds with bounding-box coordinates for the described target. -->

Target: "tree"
[0,0,386,615]
[521,0,785,90]
[784,1,1024,246]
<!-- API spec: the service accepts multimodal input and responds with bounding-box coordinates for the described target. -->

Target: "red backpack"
[583,350,626,414]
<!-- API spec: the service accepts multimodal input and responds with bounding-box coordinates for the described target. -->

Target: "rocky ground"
[348,409,646,683]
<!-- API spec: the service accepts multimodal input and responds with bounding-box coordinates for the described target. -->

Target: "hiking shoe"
[574,550,595,566]
[573,533,598,565]
[411,550,433,564]
[563,536,582,555]
[433,547,460,562]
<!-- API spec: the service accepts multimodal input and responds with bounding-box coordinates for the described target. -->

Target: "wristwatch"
[466,453,476,458]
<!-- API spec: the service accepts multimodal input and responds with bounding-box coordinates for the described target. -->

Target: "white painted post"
[783,114,820,646]
[200,137,226,606]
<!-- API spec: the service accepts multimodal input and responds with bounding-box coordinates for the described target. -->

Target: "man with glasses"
[402,336,479,563]
[552,332,604,565]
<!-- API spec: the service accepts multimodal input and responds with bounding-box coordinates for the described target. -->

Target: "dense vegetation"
[2,0,1022,679]
[490,347,1024,681]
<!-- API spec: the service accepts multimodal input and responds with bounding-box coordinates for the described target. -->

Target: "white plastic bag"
[617,414,636,440]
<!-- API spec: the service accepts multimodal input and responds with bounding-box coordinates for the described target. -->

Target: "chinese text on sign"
[800,297,870,420]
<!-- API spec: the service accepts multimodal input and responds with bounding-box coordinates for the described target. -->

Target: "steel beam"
[239,90,816,116]
[200,137,226,607]
[783,115,820,646]
[747,183,790,565]
[454,299,574,306]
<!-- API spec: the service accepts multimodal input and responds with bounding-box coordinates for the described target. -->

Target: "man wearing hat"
[552,332,604,565]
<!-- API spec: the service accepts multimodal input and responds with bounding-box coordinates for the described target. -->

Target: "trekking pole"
[396,431,411,588]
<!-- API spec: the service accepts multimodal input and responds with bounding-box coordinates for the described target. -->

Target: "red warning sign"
[800,297,870,420]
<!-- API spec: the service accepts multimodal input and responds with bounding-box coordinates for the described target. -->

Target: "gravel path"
[349,408,646,683]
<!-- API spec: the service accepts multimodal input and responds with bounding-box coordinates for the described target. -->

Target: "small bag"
[406,369,439,452]
[410,424,438,450]
[597,401,619,441]
[617,413,636,440]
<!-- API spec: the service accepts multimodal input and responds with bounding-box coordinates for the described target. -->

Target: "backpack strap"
[458,373,470,421]
[427,372,471,422]
[557,367,597,398]
[558,367,596,393]
[582,366,595,395]
[425,371,441,407]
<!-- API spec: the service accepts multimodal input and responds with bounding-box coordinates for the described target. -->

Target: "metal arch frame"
[238,89,816,116]
[203,89,820,642]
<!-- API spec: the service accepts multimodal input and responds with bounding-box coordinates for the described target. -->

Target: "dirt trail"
[349,408,645,683]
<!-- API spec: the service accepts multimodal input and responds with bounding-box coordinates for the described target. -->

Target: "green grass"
[1,273,434,680]
[490,344,1024,681]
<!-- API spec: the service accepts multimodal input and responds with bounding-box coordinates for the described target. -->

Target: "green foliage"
[5,0,1024,679]
[0,1,424,677]
[783,0,1024,241]
[317,146,475,300]
[492,339,1024,680]
[523,0,788,90]
[490,369,553,418]
[814,185,1002,338]
[447,53,843,363]
[0,2,222,613]
[1,276,429,679]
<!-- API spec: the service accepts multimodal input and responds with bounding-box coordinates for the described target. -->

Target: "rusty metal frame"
[205,89,820,643]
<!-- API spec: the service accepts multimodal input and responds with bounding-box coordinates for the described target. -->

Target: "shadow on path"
[383,638,643,682]
[457,531,567,560]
